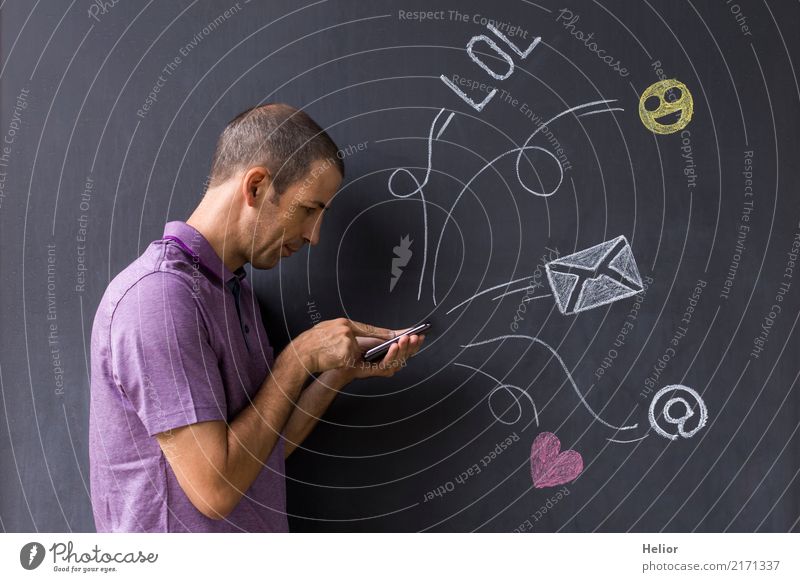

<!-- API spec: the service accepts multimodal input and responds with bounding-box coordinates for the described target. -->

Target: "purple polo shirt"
[89,221,289,532]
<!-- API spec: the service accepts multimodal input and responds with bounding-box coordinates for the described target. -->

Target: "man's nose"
[303,218,322,246]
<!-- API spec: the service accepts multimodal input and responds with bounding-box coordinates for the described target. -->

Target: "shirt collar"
[162,221,247,286]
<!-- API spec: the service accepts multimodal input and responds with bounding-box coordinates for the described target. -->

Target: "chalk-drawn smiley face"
[638,79,694,135]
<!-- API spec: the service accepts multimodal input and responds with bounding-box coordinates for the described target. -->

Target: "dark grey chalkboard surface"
[1,0,799,532]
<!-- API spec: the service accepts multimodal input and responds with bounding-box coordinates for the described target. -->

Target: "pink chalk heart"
[530,432,583,488]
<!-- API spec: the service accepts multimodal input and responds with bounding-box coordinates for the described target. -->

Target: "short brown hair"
[207,103,343,196]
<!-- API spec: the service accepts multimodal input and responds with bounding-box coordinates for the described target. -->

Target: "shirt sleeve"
[109,271,227,437]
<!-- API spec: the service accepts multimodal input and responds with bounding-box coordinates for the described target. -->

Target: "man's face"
[249,158,342,269]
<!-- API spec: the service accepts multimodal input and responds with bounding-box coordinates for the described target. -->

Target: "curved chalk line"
[431,99,621,305]
[387,107,454,300]
[444,274,548,315]
[454,362,539,427]
[461,334,638,431]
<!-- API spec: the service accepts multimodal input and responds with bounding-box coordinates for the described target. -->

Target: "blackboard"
[1,0,799,532]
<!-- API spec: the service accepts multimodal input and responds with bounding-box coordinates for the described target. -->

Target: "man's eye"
[304,206,315,215]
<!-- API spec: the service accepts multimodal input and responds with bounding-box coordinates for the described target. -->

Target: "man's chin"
[251,254,280,270]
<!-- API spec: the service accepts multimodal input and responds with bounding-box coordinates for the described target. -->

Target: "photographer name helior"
[643,543,679,554]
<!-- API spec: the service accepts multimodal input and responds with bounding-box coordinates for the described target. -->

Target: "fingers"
[344,319,396,340]
[377,334,425,374]
[347,332,426,378]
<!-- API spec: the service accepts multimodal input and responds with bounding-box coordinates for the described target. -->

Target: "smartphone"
[363,321,431,363]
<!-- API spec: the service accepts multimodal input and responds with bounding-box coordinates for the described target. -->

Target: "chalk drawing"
[455,362,539,426]
[530,431,583,488]
[577,107,624,118]
[388,107,454,300]
[638,79,694,135]
[431,99,622,305]
[492,288,551,302]
[462,335,638,431]
[648,384,708,441]
[485,23,541,59]
[467,34,515,80]
[445,274,552,315]
[545,235,643,315]
[606,435,649,444]
[441,22,541,112]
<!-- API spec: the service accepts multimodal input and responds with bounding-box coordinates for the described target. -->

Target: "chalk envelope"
[545,235,643,315]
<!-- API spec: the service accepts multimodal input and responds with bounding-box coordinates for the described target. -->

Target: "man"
[89,103,424,532]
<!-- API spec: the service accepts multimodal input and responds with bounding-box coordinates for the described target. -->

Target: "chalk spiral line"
[461,334,638,431]
[387,107,454,300]
[431,99,622,306]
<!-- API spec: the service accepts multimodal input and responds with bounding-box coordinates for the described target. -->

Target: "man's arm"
[154,318,396,520]
[282,333,425,459]
[155,347,308,520]
[282,369,351,459]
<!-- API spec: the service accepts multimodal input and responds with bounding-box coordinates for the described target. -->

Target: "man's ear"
[241,166,274,208]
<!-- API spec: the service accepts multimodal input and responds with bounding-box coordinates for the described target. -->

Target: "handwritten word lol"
[440,23,541,112]
[639,79,694,135]
[648,384,708,441]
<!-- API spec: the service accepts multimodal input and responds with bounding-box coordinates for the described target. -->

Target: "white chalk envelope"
[545,235,643,315]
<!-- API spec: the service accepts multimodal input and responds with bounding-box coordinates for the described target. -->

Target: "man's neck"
[186,203,246,274]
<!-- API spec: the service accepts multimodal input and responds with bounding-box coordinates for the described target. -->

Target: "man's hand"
[281,327,425,458]
[344,332,425,380]
[288,318,396,374]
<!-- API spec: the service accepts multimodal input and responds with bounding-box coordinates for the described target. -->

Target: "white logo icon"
[390,235,413,292]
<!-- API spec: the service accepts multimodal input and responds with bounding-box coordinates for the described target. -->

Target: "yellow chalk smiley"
[639,79,694,135]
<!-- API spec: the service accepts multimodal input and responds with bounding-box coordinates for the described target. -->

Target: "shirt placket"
[226,276,251,352]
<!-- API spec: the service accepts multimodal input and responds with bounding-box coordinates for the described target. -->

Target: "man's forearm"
[283,369,352,458]
[218,348,309,506]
